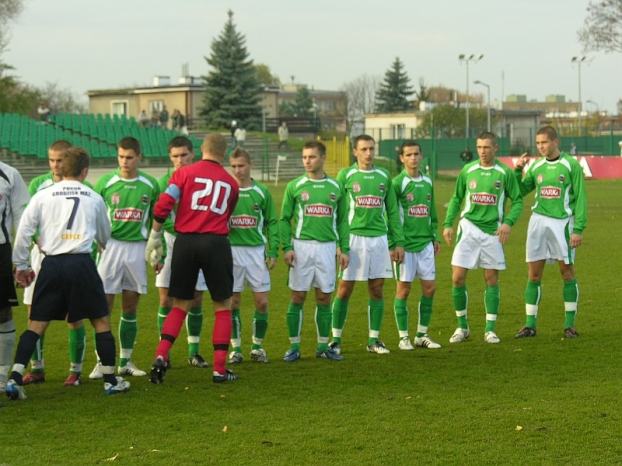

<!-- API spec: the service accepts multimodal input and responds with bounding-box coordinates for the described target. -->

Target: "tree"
[375,57,415,113]
[416,104,493,138]
[341,73,381,132]
[37,81,87,114]
[255,63,280,86]
[578,0,622,53]
[415,77,431,108]
[279,86,314,116]
[200,10,262,129]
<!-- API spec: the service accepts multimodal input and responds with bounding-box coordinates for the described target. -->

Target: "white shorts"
[394,242,436,282]
[288,240,336,293]
[526,212,575,265]
[232,245,271,293]
[155,232,207,290]
[451,218,506,270]
[341,234,393,281]
[97,238,148,294]
[23,246,45,306]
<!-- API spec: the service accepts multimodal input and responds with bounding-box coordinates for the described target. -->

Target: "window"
[111,101,128,116]
[391,124,405,139]
[149,100,164,113]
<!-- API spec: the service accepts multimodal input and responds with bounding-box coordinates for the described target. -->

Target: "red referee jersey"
[154,159,239,235]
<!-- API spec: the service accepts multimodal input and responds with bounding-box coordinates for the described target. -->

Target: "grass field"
[2,177,621,465]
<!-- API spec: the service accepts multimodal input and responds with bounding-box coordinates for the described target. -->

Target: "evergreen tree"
[375,57,415,113]
[200,10,262,129]
[279,86,314,116]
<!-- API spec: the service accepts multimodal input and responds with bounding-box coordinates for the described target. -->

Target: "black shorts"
[0,243,18,308]
[31,254,109,323]
[169,233,233,302]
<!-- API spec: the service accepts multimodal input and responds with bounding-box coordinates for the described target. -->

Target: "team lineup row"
[1,125,587,401]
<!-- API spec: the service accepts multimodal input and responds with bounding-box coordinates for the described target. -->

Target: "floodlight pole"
[474,80,491,132]
[572,56,587,137]
[459,54,483,139]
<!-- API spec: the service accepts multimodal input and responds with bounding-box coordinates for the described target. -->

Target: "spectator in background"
[171,110,179,131]
[139,110,150,128]
[159,106,169,130]
[231,120,238,148]
[460,147,473,165]
[278,121,289,151]
[151,109,160,129]
[37,101,51,124]
[570,143,578,155]
[179,113,188,136]
[394,145,404,174]
[234,125,246,148]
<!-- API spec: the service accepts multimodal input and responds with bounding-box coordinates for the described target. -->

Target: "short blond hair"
[202,133,227,158]
[230,147,252,163]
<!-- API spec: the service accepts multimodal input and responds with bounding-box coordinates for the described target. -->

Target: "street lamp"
[459,54,484,139]
[473,80,491,132]
[571,56,593,136]
[586,99,600,136]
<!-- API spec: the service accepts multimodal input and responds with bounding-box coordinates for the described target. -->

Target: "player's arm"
[279,183,298,267]
[443,171,466,245]
[570,160,587,247]
[10,171,31,233]
[387,177,402,251]
[385,177,404,249]
[429,183,441,252]
[336,182,350,255]
[264,189,280,261]
[496,168,523,244]
[94,197,112,249]
[514,153,535,196]
[146,178,180,265]
[13,196,39,278]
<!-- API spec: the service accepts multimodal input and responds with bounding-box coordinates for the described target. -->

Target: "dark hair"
[536,125,558,141]
[353,134,375,149]
[62,147,90,177]
[477,131,498,145]
[303,140,326,156]
[400,140,422,154]
[118,136,141,155]
[168,136,193,152]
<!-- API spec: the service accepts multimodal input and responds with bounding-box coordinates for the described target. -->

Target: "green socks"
[252,311,268,350]
[484,285,500,333]
[287,302,303,351]
[157,306,171,334]
[315,304,331,351]
[331,297,349,343]
[417,296,434,338]
[119,312,137,367]
[452,285,468,329]
[68,326,86,375]
[187,307,203,357]
[230,308,242,352]
[394,298,408,338]
[525,280,541,328]
[367,299,384,346]
[563,279,579,328]
[30,333,45,371]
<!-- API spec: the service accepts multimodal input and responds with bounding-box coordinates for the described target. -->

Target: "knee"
[422,283,436,298]
[255,298,268,313]
[0,307,12,324]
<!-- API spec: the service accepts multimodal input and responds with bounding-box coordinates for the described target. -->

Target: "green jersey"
[95,169,160,242]
[337,164,404,247]
[444,160,523,236]
[515,152,587,234]
[391,170,440,252]
[229,180,279,258]
[280,174,349,253]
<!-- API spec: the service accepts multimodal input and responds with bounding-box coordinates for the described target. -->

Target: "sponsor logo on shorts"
[301,191,310,201]
[470,193,497,205]
[113,208,144,221]
[469,180,477,190]
[558,174,566,183]
[305,204,333,216]
[141,194,149,205]
[352,183,361,193]
[537,174,543,184]
[356,196,383,208]
[111,194,120,205]
[494,180,502,189]
[406,193,414,203]
[540,186,561,198]
[408,205,429,217]
[230,215,257,228]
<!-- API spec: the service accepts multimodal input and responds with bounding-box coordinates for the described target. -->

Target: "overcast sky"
[4,0,620,114]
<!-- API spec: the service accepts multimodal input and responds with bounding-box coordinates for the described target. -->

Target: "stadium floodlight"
[571,56,593,136]
[459,54,484,140]
[474,80,491,132]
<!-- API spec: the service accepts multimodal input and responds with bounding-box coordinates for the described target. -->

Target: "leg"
[330,280,355,345]
[91,315,130,393]
[23,304,46,384]
[212,298,233,377]
[285,290,306,359]
[450,266,470,343]
[229,291,243,358]
[394,281,411,342]
[250,291,269,361]
[559,262,579,336]
[8,320,49,390]
[315,289,342,360]
[0,306,16,388]
[483,269,500,343]
[118,290,142,373]
[186,290,205,361]
[367,278,386,348]
[65,319,86,386]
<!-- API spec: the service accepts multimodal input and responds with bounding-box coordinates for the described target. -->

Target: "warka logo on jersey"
[471,193,497,205]
[305,204,333,217]
[356,196,382,208]
[540,186,561,198]
[230,215,257,228]
[113,208,143,221]
[408,205,429,217]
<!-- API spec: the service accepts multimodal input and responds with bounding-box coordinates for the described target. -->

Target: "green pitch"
[3,178,621,465]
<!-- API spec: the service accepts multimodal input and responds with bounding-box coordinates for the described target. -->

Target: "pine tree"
[375,57,415,113]
[200,10,262,129]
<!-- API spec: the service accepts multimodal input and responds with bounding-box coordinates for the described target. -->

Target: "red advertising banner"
[498,156,622,179]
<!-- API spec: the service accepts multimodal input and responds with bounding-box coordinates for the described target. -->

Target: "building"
[277,84,347,132]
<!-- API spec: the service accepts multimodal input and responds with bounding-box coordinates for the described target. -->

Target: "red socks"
[155,307,187,361]
[213,310,231,374]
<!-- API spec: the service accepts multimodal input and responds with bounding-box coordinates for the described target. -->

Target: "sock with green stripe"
[29,332,45,372]
[186,307,203,357]
[452,285,469,329]
[252,311,268,350]
[230,308,242,353]
[484,285,500,333]
[417,295,434,338]
[525,280,541,328]
[394,298,409,338]
[68,326,86,375]
[331,297,349,344]
[287,302,303,351]
[315,304,331,352]
[119,312,137,367]
[368,299,384,346]
[563,279,579,329]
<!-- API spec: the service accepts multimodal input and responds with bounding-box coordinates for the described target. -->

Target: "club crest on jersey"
[356,196,382,208]
[141,194,149,205]
[352,183,361,193]
[469,180,477,190]
[494,180,502,190]
[406,193,414,203]
[253,203,260,212]
[471,193,497,205]
[427,193,432,202]
[230,215,257,228]
[537,174,543,184]
[301,191,310,201]
[378,183,385,192]
[558,174,566,183]
[329,193,337,201]
[305,204,333,217]
[113,208,143,222]
[540,186,561,198]
[111,193,120,205]
[408,205,429,217]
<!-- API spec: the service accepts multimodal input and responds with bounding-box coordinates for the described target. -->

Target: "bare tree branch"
[578,0,622,53]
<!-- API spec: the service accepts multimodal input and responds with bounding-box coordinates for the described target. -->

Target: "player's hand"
[284,250,296,268]
[443,228,453,246]
[570,233,583,248]
[495,224,511,244]
[15,268,35,287]
[266,257,277,270]
[516,152,529,170]
[339,252,349,271]
[393,246,405,265]
[433,241,441,255]
[153,262,164,274]
[145,229,163,267]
